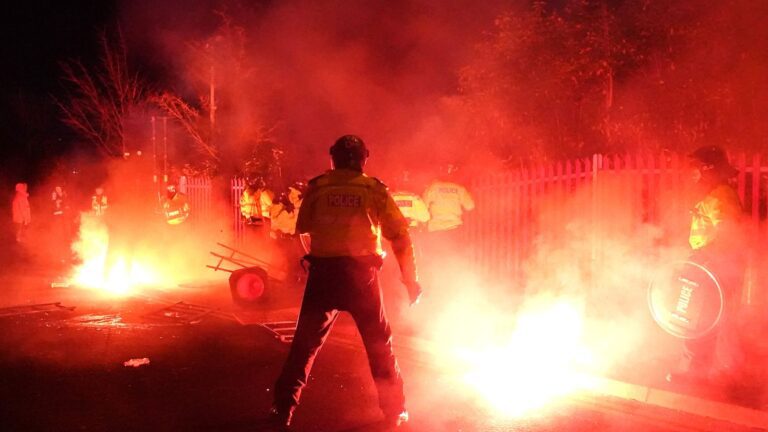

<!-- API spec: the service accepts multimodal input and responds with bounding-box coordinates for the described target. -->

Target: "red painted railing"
[183,176,213,224]
[230,177,248,245]
[467,152,768,303]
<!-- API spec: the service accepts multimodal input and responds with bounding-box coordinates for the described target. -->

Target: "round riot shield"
[648,260,724,340]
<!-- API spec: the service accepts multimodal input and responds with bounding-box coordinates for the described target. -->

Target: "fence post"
[590,154,603,292]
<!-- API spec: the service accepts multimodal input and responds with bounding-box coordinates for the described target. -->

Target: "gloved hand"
[403,279,423,306]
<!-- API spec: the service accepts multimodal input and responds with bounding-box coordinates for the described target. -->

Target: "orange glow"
[70,214,163,296]
[424,290,599,419]
[457,301,596,417]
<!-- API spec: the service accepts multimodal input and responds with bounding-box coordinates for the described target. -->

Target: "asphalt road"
[0,271,760,432]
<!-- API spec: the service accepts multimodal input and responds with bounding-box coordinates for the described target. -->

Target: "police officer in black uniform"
[269,135,422,430]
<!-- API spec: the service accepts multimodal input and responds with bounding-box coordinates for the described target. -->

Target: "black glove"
[403,280,423,306]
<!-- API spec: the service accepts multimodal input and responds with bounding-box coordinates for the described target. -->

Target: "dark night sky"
[0,1,117,182]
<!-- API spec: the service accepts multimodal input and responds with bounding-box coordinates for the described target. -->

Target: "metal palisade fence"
[231,177,248,245]
[182,176,213,224]
[466,152,768,304]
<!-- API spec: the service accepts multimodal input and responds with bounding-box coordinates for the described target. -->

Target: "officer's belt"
[302,254,383,269]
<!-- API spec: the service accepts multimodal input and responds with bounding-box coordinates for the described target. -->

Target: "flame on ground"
[428,295,599,419]
[70,214,163,296]
[461,301,596,417]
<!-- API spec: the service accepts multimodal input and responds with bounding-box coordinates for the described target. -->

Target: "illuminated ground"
[0,261,760,432]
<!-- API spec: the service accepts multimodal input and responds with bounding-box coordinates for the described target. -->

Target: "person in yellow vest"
[240,181,263,225]
[423,166,475,233]
[269,135,421,429]
[51,184,71,262]
[91,187,108,217]
[667,145,746,386]
[391,190,430,229]
[269,182,307,281]
[269,182,305,238]
[260,187,275,220]
[51,185,68,217]
[162,184,190,225]
[240,179,275,225]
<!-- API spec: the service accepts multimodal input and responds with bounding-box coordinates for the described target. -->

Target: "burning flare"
[70,214,160,295]
[428,293,597,419]
[458,300,596,417]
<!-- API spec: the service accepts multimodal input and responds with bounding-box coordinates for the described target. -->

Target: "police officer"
[667,145,745,385]
[269,135,422,429]
[162,184,190,225]
[269,182,305,237]
[91,187,108,217]
[240,178,274,225]
[423,164,475,233]
[391,189,430,229]
[51,185,67,217]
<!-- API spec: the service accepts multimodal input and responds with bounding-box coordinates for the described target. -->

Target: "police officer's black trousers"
[681,251,745,377]
[273,256,405,416]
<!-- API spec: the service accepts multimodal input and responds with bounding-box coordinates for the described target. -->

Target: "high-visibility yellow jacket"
[689,184,742,250]
[270,188,303,235]
[423,180,475,232]
[163,193,190,225]
[242,188,274,220]
[52,189,67,216]
[260,189,274,218]
[92,194,108,216]
[297,169,411,258]
[240,188,259,220]
[391,191,430,227]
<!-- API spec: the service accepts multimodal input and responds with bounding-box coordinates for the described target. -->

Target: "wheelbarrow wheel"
[229,267,269,307]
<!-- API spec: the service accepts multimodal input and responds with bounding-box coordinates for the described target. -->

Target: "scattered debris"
[123,358,150,367]
[260,321,297,343]
[143,302,224,325]
[0,302,76,318]
[68,314,127,328]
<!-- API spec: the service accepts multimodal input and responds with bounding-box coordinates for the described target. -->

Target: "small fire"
[427,294,598,419]
[457,300,596,417]
[70,214,161,295]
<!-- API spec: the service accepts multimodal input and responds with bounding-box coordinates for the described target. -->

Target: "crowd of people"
[239,164,476,254]
[8,176,193,267]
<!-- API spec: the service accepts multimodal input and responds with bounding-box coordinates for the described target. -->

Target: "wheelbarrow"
[207,242,289,307]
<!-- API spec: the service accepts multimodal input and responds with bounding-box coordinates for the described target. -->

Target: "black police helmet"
[330,135,369,170]
[689,145,737,177]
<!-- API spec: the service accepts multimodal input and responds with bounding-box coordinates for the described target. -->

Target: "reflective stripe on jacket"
[296,169,409,257]
[689,184,742,250]
[391,191,430,227]
[423,180,475,232]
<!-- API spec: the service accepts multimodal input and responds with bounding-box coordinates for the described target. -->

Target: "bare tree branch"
[152,92,219,162]
[56,29,148,156]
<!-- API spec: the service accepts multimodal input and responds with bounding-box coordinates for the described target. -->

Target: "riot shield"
[648,261,724,340]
